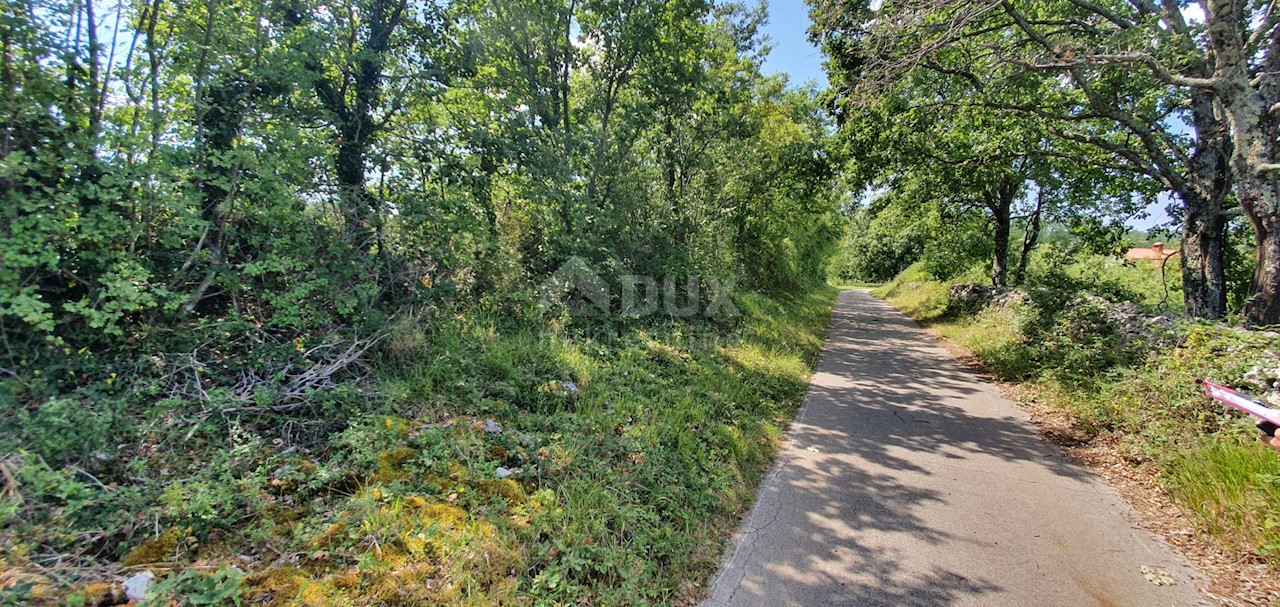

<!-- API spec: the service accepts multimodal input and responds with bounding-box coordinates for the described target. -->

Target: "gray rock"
[123,571,154,601]
[947,284,1027,313]
[1073,294,1180,349]
[948,284,997,312]
[483,419,502,434]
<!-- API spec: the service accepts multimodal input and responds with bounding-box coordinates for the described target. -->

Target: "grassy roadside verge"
[3,286,837,607]
[872,267,1280,602]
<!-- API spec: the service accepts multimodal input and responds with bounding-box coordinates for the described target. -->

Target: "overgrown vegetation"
[14,0,1280,600]
[874,254,1280,568]
[3,287,837,605]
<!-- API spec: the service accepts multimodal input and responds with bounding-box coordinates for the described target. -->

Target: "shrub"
[920,215,994,281]
[1028,297,1141,381]
[15,397,120,465]
[828,211,923,284]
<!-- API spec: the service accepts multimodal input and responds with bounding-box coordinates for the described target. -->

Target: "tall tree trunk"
[1235,127,1280,327]
[335,129,376,248]
[1204,0,1280,325]
[180,0,275,314]
[1014,189,1043,286]
[83,0,101,138]
[1179,87,1233,320]
[991,212,1010,287]
[286,0,405,252]
[1246,213,1280,324]
[662,114,677,209]
[987,178,1018,287]
[1180,192,1228,319]
[559,0,574,151]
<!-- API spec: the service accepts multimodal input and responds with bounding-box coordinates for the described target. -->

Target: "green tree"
[811,0,1237,319]
[827,54,1153,287]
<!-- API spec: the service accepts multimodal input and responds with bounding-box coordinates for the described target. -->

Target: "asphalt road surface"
[701,290,1209,607]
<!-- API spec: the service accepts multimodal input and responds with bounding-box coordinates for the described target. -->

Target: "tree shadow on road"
[703,292,1103,606]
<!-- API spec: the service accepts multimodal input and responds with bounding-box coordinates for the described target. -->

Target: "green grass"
[931,306,1038,380]
[1164,436,1280,552]
[871,262,950,321]
[3,287,838,606]
[872,263,1036,380]
[874,263,1280,569]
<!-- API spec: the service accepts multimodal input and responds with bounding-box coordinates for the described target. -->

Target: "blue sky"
[759,0,828,87]
[751,0,1173,232]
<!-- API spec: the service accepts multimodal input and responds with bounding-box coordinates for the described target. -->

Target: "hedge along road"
[701,290,1210,607]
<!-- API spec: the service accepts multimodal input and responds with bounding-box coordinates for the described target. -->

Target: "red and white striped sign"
[1200,379,1280,426]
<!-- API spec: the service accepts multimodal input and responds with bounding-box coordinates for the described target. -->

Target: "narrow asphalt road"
[702,290,1208,607]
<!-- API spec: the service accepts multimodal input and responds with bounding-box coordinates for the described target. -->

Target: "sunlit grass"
[871,262,950,321]
[327,285,840,605]
[1165,433,1280,558]
[932,306,1038,381]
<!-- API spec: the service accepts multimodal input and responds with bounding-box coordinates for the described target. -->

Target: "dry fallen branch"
[155,331,387,417]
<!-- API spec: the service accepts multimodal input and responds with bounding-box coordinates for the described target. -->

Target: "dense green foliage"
[0,0,844,603]
[18,0,1280,599]
[827,195,922,284]
[5,287,836,606]
[1,0,839,351]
